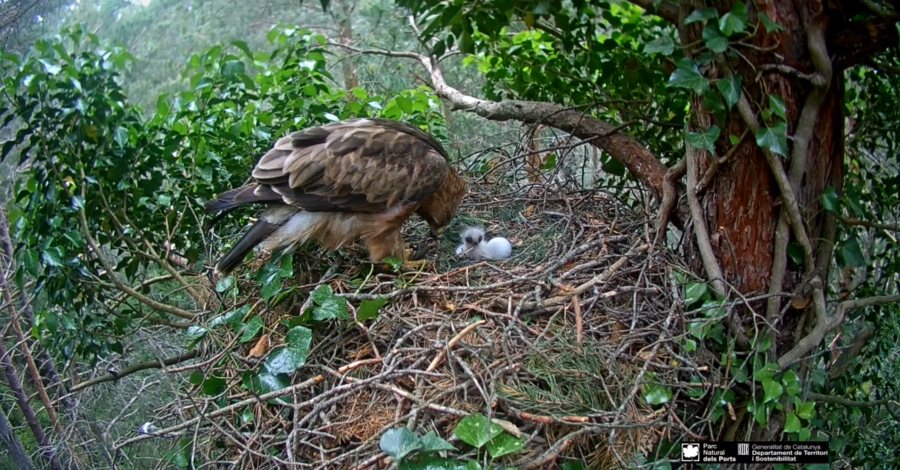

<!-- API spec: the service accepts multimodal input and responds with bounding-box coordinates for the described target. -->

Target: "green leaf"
[715,75,742,109]
[782,370,801,396]
[215,275,235,293]
[841,236,867,267]
[222,60,245,77]
[684,8,718,24]
[719,2,748,36]
[202,376,226,395]
[453,414,503,449]
[209,305,249,330]
[797,401,815,420]
[541,152,557,170]
[821,186,840,212]
[22,249,40,277]
[398,458,478,470]
[783,412,801,433]
[311,296,349,321]
[755,121,788,157]
[643,36,675,55]
[114,127,129,147]
[358,297,387,321]
[396,96,414,114]
[798,427,811,441]
[685,125,720,153]
[758,12,784,32]
[486,432,525,458]
[768,94,787,120]
[643,384,673,405]
[242,370,290,396]
[684,282,708,306]
[231,40,253,58]
[240,316,264,343]
[418,431,457,453]
[311,284,333,304]
[42,247,64,267]
[379,427,422,460]
[668,59,709,95]
[787,242,804,264]
[702,23,729,53]
[263,326,313,374]
[762,378,784,403]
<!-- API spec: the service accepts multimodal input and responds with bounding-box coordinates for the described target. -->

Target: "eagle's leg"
[364,230,430,272]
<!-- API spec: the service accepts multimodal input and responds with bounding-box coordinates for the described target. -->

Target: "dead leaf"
[523,205,535,217]
[248,333,269,359]
[491,418,522,438]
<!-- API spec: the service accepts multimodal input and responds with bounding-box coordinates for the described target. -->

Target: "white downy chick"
[455,227,512,261]
[455,227,486,259]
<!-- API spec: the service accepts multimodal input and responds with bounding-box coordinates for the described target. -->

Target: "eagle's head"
[419,170,467,239]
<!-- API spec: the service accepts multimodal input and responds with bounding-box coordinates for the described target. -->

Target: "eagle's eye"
[477,236,483,243]
[465,237,474,244]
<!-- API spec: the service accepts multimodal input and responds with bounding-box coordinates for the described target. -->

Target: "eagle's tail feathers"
[213,218,278,276]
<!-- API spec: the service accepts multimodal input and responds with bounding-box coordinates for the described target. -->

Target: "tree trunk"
[0,407,35,470]
[683,0,846,439]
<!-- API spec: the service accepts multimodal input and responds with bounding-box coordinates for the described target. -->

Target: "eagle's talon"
[401,259,430,270]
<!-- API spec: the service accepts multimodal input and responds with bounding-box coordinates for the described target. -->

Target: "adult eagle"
[204,118,467,275]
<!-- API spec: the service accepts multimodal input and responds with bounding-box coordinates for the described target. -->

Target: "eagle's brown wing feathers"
[251,119,449,212]
[205,118,465,275]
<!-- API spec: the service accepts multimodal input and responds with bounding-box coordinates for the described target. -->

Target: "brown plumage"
[205,118,467,275]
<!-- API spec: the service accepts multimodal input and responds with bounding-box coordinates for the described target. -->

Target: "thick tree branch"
[837,215,900,232]
[68,349,201,392]
[627,0,680,25]
[330,42,675,212]
[777,290,900,370]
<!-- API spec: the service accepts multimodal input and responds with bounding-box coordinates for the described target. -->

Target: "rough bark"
[0,407,35,470]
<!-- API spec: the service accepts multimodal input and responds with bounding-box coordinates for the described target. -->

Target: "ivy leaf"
[821,186,840,212]
[263,326,313,374]
[762,378,784,403]
[684,282,708,306]
[716,74,742,109]
[453,414,503,449]
[702,22,729,53]
[379,427,422,460]
[755,121,788,157]
[643,383,673,405]
[783,412,801,433]
[22,249,40,277]
[358,297,387,321]
[215,275,235,293]
[486,432,525,458]
[685,125,721,153]
[242,370,290,397]
[311,284,333,304]
[643,36,675,55]
[769,94,787,120]
[311,296,349,321]
[841,236,867,267]
[758,12,784,32]
[787,242,804,264]
[719,2,748,36]
[418,431,457,453]
[684,8,718,24]
[782,370,801,396]
[240,315,264,343]
[202,376,226,395]
[668,59,709,95]
[797,401,816,420]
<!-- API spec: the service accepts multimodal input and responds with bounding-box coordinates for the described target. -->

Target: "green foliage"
[380,414,528,469]
[1,22,448,366]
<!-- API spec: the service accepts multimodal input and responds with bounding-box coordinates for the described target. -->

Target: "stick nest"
[155,164,698,469]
